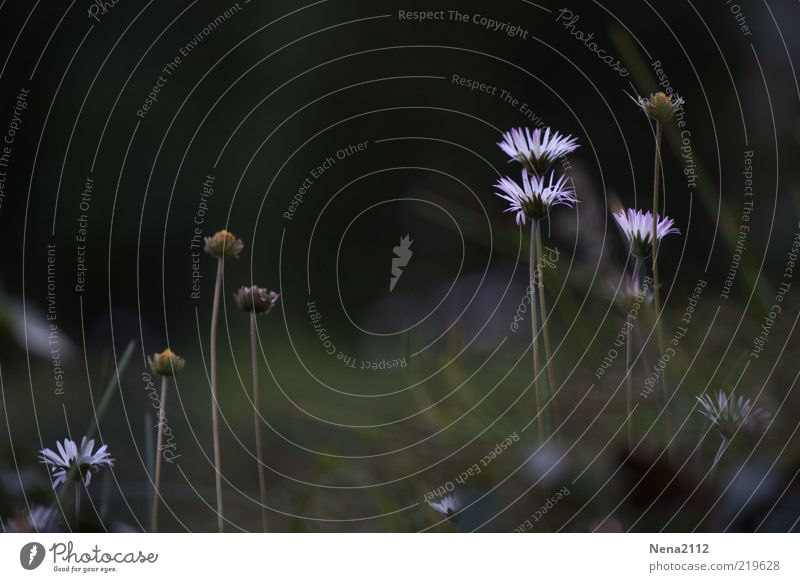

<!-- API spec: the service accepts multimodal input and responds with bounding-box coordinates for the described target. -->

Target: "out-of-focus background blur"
[1,0,799,532]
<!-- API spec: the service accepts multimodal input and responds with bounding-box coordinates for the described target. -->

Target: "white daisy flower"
[495,170,577,225]
[498,127,579,175]
[39,437,114,488]
[2,505,58,533]
[629,91,685,122]
[613,208,679,257]
[696,391,770,439]
[427,494,462,517]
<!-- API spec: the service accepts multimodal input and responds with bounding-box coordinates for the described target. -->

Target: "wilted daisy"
[696,391,770,439]
[498,127,580,175]
[629,91,685,122]
[39,437,114,488]
[2,505,58,533]
[613,208,679,257]
[495,170,577,225]
[234,285,280,314]
[427,494,462,518]
[235,284,280,532]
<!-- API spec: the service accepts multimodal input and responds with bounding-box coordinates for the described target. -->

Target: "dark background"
[1,0,799,532]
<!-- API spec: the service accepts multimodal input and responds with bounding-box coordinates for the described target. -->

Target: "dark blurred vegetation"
[1,0,799,531]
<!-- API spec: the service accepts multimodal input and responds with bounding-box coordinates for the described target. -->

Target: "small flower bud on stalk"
[204,230,244,260]
[632,91,685,122]
[147,348,184,532]
[236,284,280,531]
[147,348,185,377]
[205,229,244,532]
[234,285,279,314]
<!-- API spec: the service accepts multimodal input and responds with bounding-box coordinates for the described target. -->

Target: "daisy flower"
[2,505,58,533]
[495,170,577,225]
[613,208,679,257]
[39,437,114,488]
[427,494,462,517]
[629,91,685,122]
[498,127,579,175]
[696,391,770,439]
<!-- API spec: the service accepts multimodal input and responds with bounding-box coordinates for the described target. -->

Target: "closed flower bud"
[631,91,684,122]
[148,348,185,376]
[234,285,279,314]
[204,230,244,259]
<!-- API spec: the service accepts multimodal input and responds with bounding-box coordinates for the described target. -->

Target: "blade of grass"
[86,340,136,439]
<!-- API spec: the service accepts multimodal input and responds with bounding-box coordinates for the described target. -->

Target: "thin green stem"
[151,375,168,532]
[529,220,544,441]
[625,324,634,450]
[625,259,641,450]
[250,310,268,532]
[74,485,81,524]
[651,120,674,463]
[210,258,225,532]
[535,223,558,432]
[711,436,728,474]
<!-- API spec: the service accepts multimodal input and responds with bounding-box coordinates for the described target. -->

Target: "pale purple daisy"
[498,127,580,175]
[39,437,114,488]
[495,170,577,225]
[696,391,770,440]
[427,494,462,517]
[613,208,679,257]
[1,505,58,533]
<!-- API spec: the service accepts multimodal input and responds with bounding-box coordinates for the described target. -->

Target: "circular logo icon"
[19,542,46,570]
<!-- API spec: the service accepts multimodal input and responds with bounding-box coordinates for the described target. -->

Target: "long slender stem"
[535,223,558,432]
[625,259,642,450]
[210,258,225,532]
[529,220,544,441]
[651,120,674,463]
[625,258,642,451]
[711,436,728,472]
[250,310,268,532]
[151,376,169,532]
[625,320,634,450]
[74,485,81,524]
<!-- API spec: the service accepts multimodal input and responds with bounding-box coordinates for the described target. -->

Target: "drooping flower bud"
[148,348,185,377]
[234,285,279,314]
[204,230,244,260]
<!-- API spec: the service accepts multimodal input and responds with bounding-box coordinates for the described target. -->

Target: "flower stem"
[711,436,728,473]
[651,120,674,463]
[75,485,81,523]
[625,259,642,450]
[210,258,225,532]
[529,220,544,441]
[535,223,558,431]
[625,324,634,450]
[250,310,268,532]
[151,375,169,532]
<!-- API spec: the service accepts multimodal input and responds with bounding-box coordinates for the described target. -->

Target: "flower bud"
[204,230,244,260]
[638,92,684,122]
[148,348,185,377]
[234,285,279,314]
